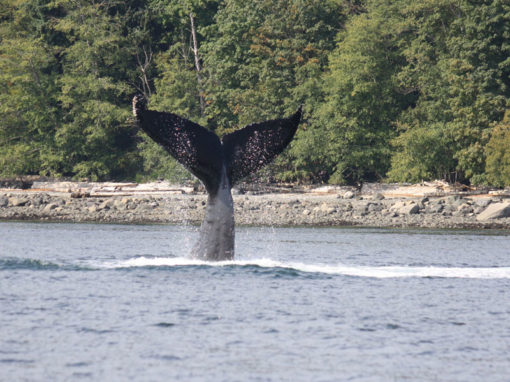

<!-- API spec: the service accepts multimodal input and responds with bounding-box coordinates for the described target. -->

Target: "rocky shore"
[1,180,510,229]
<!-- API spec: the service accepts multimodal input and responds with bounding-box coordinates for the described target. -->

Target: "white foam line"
[98,257,510,279]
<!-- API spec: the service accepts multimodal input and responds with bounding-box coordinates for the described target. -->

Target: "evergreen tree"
[307,0,411,184]
[139,0,219,182]
[200,0,345,182]
[485,110,510,187]
[389,0,510,184]
[1,0,509,186]
[0,0,62,176]
[54,0,151,180]
[202,0,344,133]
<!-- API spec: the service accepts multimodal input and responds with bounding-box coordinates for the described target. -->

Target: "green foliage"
[305,0,410,184]
[485,111,510,187]
[53,0,149,180]
[388,0,510,185]
[200,0,345,182]
[388,123,456,182]
[0,0,61,177]
[139,0,219,179]
[0,0,147,180]
[1,0,509,186]
[202,0,345,133]
[137,138,192,183]
[151,53,203,120]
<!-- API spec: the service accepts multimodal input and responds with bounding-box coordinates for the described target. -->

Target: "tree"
[202,0,344,132]
[307,0,411,184]
[0,0,62,177]
[389,0,510,184]
[54,0,152,180]
[138,0,219,181]
[485,110,510,187]
[199,0,345,182]
[1,0,508,186]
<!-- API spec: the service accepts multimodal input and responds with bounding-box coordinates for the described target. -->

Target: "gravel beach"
[1,180,510,229]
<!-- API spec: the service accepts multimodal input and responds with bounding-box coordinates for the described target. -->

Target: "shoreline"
[1,181,510,229]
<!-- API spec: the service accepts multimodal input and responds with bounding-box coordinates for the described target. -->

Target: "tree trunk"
[190,13,206,116]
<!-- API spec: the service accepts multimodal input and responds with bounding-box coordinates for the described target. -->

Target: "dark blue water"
[1,222,510,381]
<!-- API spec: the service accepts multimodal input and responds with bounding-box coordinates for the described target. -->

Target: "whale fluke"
[223,106,302,185]
[133,94,302,260]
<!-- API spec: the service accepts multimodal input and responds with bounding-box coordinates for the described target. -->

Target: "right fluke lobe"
[222,106,302,186]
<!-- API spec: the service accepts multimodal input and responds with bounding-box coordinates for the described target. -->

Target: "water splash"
[98,256,510,279]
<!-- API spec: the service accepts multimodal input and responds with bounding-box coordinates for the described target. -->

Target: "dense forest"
[1,0,509,186]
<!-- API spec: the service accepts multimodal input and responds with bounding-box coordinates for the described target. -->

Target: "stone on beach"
[320,203,336,214]
[43,203,59,213]
[476,202,510,221]
[343,191,355,199]
[390,201,420,215]
[9,197,29,207]
[1,181,510,229]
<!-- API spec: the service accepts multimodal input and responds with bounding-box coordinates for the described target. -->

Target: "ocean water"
[1,222,510,381]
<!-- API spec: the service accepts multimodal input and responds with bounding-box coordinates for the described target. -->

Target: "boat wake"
[98,256,510,279]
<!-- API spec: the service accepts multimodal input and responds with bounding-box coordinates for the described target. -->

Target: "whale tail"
[133,94,302,193]
[133,95,301,260]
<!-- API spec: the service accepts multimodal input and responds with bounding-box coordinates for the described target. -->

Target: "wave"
[0,258,61,271]
[4,256,510,278]
[0,258,91,271]
[99,256,510,279]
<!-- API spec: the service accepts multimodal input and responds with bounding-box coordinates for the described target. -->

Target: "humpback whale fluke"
[133,94,302,260]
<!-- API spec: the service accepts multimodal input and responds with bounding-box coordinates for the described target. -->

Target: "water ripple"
[154,322,176,328]
[0,258,92,271]
[0,258,60,271]
[0,358,35,364]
